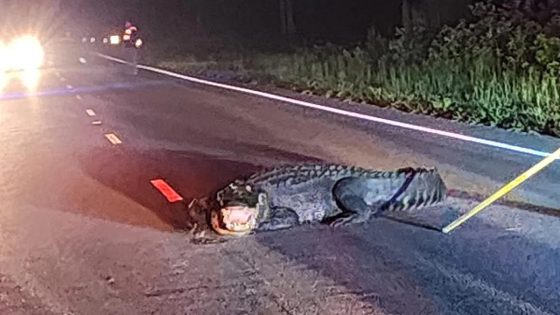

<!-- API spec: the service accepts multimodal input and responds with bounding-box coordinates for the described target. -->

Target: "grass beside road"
[146,2,560,139]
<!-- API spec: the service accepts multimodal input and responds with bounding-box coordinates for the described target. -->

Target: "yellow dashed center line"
[104,133,122,145]
[86,109,96,116]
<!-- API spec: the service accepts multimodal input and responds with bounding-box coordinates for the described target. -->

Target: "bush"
[249,0,560,136]
[154,0,560,136]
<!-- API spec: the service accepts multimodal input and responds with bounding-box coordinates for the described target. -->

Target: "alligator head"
[211,181,267,236]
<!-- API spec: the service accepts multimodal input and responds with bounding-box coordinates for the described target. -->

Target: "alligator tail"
[381,167,448,213]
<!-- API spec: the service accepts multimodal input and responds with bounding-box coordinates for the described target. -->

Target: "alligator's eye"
[245,185,252,192]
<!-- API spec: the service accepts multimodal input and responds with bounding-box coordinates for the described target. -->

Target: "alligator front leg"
[256,207,300,232]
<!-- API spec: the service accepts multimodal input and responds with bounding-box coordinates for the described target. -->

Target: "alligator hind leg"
[256,207,300,232]
[322,195,379,227]
[326,177,388,227]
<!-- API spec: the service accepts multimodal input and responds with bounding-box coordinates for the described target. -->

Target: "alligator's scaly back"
[242,163,397,187]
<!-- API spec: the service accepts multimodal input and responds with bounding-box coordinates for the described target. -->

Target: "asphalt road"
[0,44,559,314]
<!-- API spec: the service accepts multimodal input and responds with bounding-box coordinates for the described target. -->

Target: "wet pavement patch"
[78,147,263,231]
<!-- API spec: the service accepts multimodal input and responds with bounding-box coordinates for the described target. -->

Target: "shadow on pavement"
[77,147,257,231]
[448,189,560,216]
[77,145,320,231]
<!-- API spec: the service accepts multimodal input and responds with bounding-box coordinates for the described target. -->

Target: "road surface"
[0,44,559,314]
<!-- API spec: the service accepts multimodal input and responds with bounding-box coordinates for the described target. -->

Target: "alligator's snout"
[210,206,259,236]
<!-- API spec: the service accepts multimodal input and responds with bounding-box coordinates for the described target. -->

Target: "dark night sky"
[1,1,471,48]
[63,0,402,43]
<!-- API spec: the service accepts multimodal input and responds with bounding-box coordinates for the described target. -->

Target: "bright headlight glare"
[7,36,45,71]
[110,35,121,45]
[0,41,8,71]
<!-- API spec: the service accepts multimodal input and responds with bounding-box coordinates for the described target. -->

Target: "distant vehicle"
[123,22,142,49]
[109,35,121,45]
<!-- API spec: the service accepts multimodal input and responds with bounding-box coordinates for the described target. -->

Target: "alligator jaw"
[210,206,258,236]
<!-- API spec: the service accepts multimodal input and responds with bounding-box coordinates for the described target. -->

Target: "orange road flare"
[150,179,184,203]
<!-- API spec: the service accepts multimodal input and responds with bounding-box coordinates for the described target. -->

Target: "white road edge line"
[104,133,122,145]
[96,53,554,159]
[86,109,96,117]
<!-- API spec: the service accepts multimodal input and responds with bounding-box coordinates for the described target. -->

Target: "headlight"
[109,35,121,45]
[7,36,45,71]
[0,41,8,72]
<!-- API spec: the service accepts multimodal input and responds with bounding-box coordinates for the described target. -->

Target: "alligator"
[191,163,448,237]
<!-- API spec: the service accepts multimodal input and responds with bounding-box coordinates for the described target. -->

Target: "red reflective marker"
[150,179,183,203]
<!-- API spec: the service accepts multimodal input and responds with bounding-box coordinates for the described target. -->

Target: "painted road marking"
[97,53,554,159]
[76,95,83,100]
[150,179,184,203]
[60,77,66,82]
[104,133,122,145]
[86,109,96,116]
[55,71,60,77]
[79,57,87,64]
[66,84,73,89]
[92,120,102,126]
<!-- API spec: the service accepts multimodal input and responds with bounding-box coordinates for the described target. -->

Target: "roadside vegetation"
[150,1,560,137]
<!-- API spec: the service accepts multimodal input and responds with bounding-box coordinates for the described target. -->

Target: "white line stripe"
[104,133,122,145]
[92,120,102,125]
[86,109,96,116]
[76,95,83,100]
[97,53,555,158]
[66,84,73,89]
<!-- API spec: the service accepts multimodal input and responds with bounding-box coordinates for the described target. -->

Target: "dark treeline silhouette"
[61,0,560,50]
[68,0,404,46]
